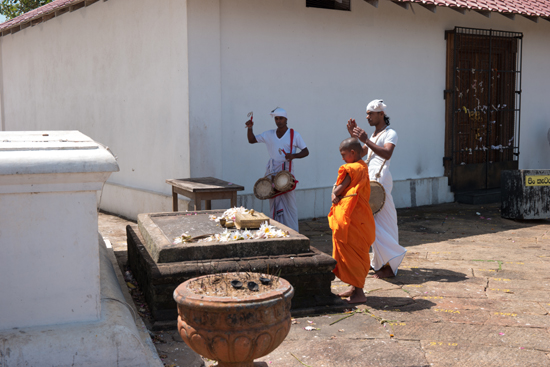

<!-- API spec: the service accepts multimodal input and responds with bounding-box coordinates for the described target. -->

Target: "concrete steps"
[454,188,501,205]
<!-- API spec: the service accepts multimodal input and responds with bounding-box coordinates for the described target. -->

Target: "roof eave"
[0,0,104,37]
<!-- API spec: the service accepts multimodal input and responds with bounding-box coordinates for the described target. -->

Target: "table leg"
[194,195,202,211]
[231,193,237,208]
[172,188,178,212]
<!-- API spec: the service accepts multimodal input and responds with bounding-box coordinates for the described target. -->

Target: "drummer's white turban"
[366,99,387,113]
[270,107,287,118]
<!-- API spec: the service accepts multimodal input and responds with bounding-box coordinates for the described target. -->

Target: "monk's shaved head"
[340,137,362,153]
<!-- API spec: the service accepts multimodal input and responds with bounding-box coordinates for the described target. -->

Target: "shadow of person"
[382,267,469,285]
[365,296,436,312]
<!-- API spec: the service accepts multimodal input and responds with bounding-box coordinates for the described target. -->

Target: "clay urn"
[173,273,294,367]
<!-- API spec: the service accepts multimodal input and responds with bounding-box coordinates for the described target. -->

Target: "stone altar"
[128,210,345,329]
[138,211,310,262]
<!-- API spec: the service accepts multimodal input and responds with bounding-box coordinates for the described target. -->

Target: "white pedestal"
[0,131,118,329]
[0,131,167,366]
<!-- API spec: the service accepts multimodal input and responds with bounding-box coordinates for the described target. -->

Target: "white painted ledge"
[0,131,119,175]
[0,237,164,367]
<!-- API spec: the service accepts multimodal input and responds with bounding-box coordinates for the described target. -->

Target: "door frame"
[444,27,523,192]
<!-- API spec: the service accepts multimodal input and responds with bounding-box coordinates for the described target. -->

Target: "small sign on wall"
[525,175,550,186]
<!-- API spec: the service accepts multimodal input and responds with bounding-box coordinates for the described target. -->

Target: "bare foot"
[372,265,395,279]
[338,287,354,297]
[346,287,367,304]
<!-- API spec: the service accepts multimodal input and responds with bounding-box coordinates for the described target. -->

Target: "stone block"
[501,169,550,219]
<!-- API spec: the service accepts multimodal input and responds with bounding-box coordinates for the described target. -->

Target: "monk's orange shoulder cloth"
[328,160,375,289]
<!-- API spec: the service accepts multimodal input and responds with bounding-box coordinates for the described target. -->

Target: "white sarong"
[265,159,299,232]
[366,129,406,275]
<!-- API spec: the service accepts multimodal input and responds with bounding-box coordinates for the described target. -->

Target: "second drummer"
[246,107,309,232]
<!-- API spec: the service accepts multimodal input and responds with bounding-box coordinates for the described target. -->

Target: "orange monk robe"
[328,160,376,289]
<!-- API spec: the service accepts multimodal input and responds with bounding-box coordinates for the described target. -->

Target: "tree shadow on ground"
[397,202,550,247]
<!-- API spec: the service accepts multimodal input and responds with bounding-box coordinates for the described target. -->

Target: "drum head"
[254,178,274,200]
[369,181,386,214]
[274,171,292,191]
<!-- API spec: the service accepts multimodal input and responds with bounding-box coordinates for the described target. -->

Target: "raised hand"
[346,118,357,137]
[246,119,258,143]
[352,126,368,143]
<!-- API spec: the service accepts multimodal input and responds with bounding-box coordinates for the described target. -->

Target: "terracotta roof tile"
[399,0,550,18]
[1,0,549,35]
[0,0,97,34]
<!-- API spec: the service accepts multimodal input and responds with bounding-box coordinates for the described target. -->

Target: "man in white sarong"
[346,99,407,278]
[246,107,309,232]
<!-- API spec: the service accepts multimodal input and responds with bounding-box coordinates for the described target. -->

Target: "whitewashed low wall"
[393,176,455,209]
[98,176,452,221]
[100,176,452,221]
[213,176,454,218]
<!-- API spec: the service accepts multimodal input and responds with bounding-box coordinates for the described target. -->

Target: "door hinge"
[443,89,454,100]
[443,156,452,166]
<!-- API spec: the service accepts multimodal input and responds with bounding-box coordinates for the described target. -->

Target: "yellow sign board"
[525,175,550,186]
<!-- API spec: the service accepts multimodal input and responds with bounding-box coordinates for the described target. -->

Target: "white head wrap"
[270,107,287,118]
[366,99,387,113]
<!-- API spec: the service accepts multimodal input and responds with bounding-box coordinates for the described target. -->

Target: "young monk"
[328,137,376,304]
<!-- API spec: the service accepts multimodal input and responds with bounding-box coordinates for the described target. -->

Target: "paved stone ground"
[99,202,550,367]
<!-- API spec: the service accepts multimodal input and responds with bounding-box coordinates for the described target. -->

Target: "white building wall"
[1,0,549,220]
[187,0,223,179]
[519,27,550,170]
[188,0,550,216]
[0,0,190,219]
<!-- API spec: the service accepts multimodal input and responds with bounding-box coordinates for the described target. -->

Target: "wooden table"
[166,177,245,211]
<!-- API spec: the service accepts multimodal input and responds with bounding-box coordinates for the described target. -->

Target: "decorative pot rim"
[173,272,293,308]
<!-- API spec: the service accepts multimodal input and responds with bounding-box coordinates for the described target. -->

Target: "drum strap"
[284,129,295,173]
[366,129,387,179]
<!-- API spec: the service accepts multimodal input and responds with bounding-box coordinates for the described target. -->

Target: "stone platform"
[127,210,346,329]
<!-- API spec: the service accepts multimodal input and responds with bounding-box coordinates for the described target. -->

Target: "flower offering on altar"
[209,206,250,224]
[173,207,290,244]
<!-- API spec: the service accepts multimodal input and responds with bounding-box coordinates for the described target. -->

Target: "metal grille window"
[444,27,523,191]
[306,0,351,11]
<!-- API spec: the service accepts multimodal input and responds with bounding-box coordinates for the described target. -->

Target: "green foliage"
[0,0,53,20]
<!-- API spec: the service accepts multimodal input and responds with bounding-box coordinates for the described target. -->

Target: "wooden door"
[444,28,522,192]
